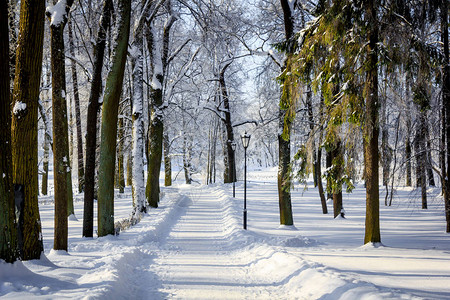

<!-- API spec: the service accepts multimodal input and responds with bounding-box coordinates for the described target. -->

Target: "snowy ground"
[1,168,449,299]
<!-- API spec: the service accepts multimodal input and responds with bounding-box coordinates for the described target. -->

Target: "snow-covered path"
[151,187,275,299]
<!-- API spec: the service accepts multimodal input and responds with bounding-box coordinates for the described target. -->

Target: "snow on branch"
[203,104,226,122]
[46,0,73,27]
[232,120,258,128]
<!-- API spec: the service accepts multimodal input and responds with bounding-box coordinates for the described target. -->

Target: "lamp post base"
[243,209,247,230]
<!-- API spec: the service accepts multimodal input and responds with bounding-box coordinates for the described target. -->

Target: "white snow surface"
[1,168,449,299]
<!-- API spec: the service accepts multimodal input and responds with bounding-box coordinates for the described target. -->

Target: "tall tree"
[0,0,17,263]
[278,0,295,226]
[46,0,75,251]
[11,0,46,260]
[146,1,176,208]
[441,0,450,232]
[130,0,158,214]
[83,0,113,238]
[363,0,381,244]
[97,0,131,236]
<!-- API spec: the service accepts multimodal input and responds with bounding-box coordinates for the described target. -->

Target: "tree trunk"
[0,0,17,263]
[316,146,328,214]
[415,113,427,209]
[363,0,381,244]
[331,141,344,218]
[278,0,294,226]
[68,18,85,193]
[306,84,317,187]
[117,115,125,193]
[183,135,192,184]
[425,123,435,187]
[48,0,74,251]
[97,0,131,237]
[11,0,45,260]
[83,0,113,238]
[441,0,450,232]
[131,29,146,213]
[39,75,51,196]
[219,63,235,184]
[145,9,175,207]
[164,132,172,186]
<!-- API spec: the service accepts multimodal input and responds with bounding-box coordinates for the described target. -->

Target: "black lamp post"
[241,132,251,230]
[231,141,237,198]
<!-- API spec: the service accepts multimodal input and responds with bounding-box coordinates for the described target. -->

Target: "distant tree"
[0,0,17,263]
[11,0,46,259]
[97,0,131,236]
[68,17,85,194]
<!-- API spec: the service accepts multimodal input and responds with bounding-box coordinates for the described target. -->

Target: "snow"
[46,0,67,27]
[12,101,26,115]
[1,168,449,299]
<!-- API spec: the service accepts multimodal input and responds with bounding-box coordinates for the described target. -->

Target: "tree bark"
[131,22,146,213]
[11,0,46,260]
[331,141,344,218]
[145,8,175,208]
[68,18,85,193]
[278,0,294,226]
[97,0,131,237]
[219,63,235,184]
[164,132,172,186]
[83,0,112,238]
[363,0,381,244]
[0,0,17,263]
[47,0,74,251]
[117,115,125,193]
[441,0,450,232]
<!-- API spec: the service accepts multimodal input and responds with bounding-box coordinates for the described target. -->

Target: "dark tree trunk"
[83,0,113,238]
[97,0,131,237]
[164,132,172,186]
[278,0,294,226]
[0,0,17,263]
[331,141,343,218]
[145,8,175,208]
[219,63,235,184]
[11,0,46,260]
[48,0,74,251]
[117,115,125,193]
[441,0,450,232]
[425,124,435,187]
[363,0,381,244]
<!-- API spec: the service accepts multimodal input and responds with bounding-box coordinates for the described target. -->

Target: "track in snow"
[150,187,291,299]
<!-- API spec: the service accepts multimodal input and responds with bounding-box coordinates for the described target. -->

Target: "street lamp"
[231,141,237,198]
[241,132,251,230]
